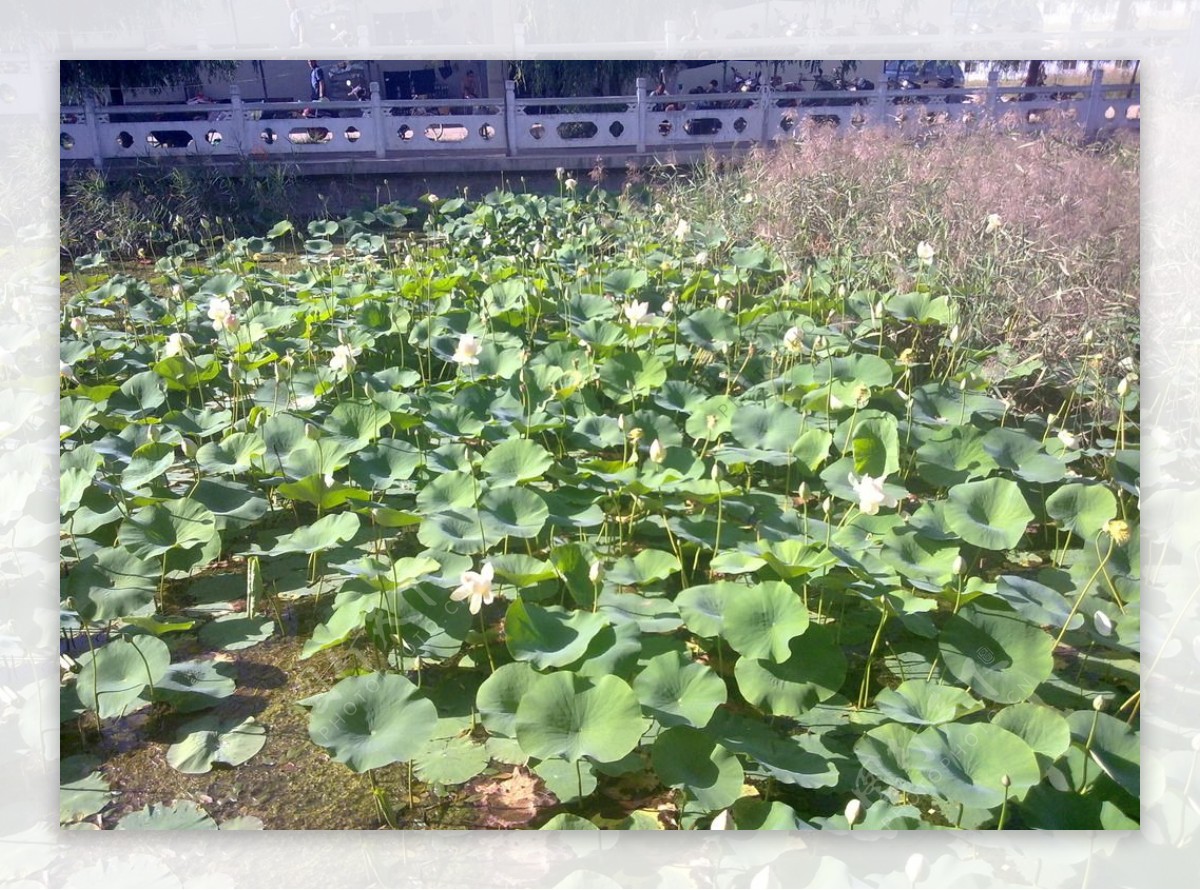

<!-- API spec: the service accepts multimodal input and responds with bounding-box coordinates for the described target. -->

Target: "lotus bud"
[180,437,198,459]
[555,166,565,181]
[959,377,967,391]
[1094,611,1114,636]
[70,316,87,335]
[1084,329,1094,345]
[661,300,674,315]
[953,555,965,575]
[1092,694,1105,711]
[711,463,720,482]
[821,497,832,516]
[797,482,808,501]
[305,423,320,440]
[145,425,158,444]
[844,798,862,826]
[905,853,928,884]
[1001,773,1011,788]
[709,810,730,830]
[1117,376,1129,398]
[1046,412,1058,426]
[649,438,666,463]
[589,561,602,583]
[695,250,709,265]
[717,294,732,311]
[617,415,625,432]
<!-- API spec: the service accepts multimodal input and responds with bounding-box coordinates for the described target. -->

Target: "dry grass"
[652,122,1139,383]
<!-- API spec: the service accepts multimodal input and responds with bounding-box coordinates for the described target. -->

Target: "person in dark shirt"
[309,60,327,101]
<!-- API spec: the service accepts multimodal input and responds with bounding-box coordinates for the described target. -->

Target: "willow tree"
[60,60,240,105]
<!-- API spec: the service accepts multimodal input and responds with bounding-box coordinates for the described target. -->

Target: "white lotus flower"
[179,437,199,459]
[709,809,731,830]
[329,344,358,373]
[916,241,936,265]
[848,472,899,515]
[661,300,674,315]
[452,333,482,366]
[69,316,87,336]
[60,360,77,383]
[695,250,709,265]
[451,562,496,615]
[163,332,193,358]
[623,300,652,326]
[782,326,804,352]
[649,438,666,463]
[589,561,603,583]
[1094,610,1114,636]
[986,213,1002,233]
[1057,429,1079,449]
[564,178,577,191]
[207,296,237,332]
[716,294,732,311]
[674,218,691,241]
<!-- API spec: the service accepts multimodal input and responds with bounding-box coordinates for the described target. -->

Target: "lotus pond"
[59,185,1140,831]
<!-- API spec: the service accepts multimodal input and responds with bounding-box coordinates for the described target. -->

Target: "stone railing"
[60,71,1139,169]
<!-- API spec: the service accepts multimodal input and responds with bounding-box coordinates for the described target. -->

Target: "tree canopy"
[60,61,239,103]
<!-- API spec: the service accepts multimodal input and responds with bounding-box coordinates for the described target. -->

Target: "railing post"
[370,81,386,158]
[229,84,243,155]
[504,79,518,157]
[1083,67,1105,139]
[874,78,889,128]
[635,77,647,153]
[986,69,1000,126]
[759,83,772,144]
[84,96,103,168]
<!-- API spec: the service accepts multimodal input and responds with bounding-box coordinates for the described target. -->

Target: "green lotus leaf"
[943,478,1034,551]
[276,474,371,510]
[481,438,555,487]
[707,550,766,575]
[651,725,744,810]
[685,394,736,442]
[60,755,113,824]
[116,800,217,830]
[505,600,608,669]
[873,679,984,725]
[730,798,806,830]
[154,659,237,713]
[992,703,1072,762]
[479,486,549,539]
[992,574,1081,630]
[476,661,541,738]
[632,651,726,728]
[117,498,218,559]
[1067,710,1139,798]
[908,723,1041,809]
[598,352,667,404]
[166,715,266,775]
[654,380,708,415]
[885,291,954,324]
[730,403,803,453]
[534,757,598,804]
[324,399,392,445]
[878,531,960,592]
[602,267,648,294]
[854,723,934,797]
[266,512,360,555]
[676,581,740,638]
[981,427,1068,484]
[61,396,98,437]
[413,735,490,786]
[415,470,478,514]
[1045,482,1118,541]
[606,549,681,587]
[308,673,438,772]
[596,591,682,634]
[707,709,839,788]
[196,432,265,475]
[915,425,997,487]
[938,603,1054,704]
[734,625,846,716]
[514,671,647,763]
[66,547,159,622]
[281,437,356,479]
[564,292,619,324]
[349,438,423,490]
[910,382,1007,425]
[76,636,171,719]
[539,814,600,830]
[721,580,810,661]
[162,406,234,439]
[106,370,166,419]
[152,353,222,390]
[189,478,269,530]
[679,307,738,353]
[121,442,177,488]
[199,615,275,651]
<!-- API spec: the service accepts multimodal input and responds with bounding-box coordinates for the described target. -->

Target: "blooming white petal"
[623,300,652,326]
[69,316,87,335]
[450,562,497,615]
[848,472,899,515]
[844,798,862,826]
[329,342,359,373]
[452,333,482,366]
[661,300,674,315]
[716,294,732,311]
[207,297,233,331]
[695,250,709,265]
[916,241,936,265]
[60,360,77,383]
[782,326,804,352]
[649,438,665,463]
[986,213,1002,233]
[674,218,691,241]
[564,178,577,191]
[1057,429,1079,449]
[709,809,730,830]
[163,332,193,358]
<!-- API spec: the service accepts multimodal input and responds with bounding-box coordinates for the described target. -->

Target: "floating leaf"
[943,478,1034,551]
[734,625,846,717]
[873,680,983,725]
[939,604,1054,704]
[505,600,607,669]
[116,800,218,830]
[720,580,809,661]
[651,726,744,810]
[632,651,726,728]
[166,716,266,774]
[514,671,647,763]
[308,673,438,772]
[76,636,171,719]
